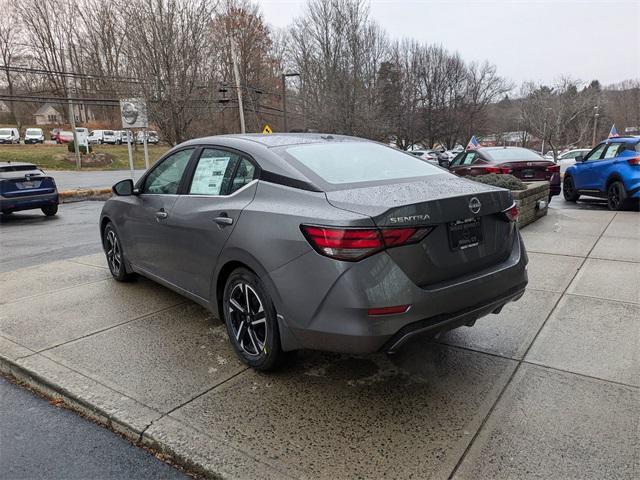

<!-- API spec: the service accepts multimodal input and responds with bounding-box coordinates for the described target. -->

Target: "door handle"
[155,210,168,220]
[213,215,233,226]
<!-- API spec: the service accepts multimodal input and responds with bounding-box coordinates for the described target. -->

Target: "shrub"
[67,141,92,155]
[467,173,526,191]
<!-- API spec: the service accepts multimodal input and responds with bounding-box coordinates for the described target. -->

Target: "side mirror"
[575,155,585,163]
[439,159,450,169]
[112,179,136,196]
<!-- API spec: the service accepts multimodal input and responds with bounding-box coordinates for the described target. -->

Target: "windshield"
[104,131,114,135]
[26,129,42,135]
[0,129,11,135]
[282,142,443,186]
[484,148,544,162]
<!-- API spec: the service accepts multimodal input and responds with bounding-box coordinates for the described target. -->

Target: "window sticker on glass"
[190,156,231,195]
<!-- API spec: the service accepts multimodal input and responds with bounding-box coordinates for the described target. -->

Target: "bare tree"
[0,0,25,128]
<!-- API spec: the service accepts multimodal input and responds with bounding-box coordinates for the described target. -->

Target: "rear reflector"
[368,305,410,316]
[546,164,560,173]
[301,225,434,261]
[502,203,519,222]
[627,156,640,166]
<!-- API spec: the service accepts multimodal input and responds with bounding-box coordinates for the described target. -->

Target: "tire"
[563,175,579,202]
[607,181,627,211]
[103,222,135,282]
[222,268,282,371]
[42,205,58,216]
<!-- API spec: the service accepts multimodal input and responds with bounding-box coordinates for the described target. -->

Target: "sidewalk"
[1,207,638,479]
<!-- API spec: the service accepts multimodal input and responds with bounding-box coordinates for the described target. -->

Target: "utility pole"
[281,72,300,133]
[62,44,81,169]
[230,39,245,134]
[592,105,600,146]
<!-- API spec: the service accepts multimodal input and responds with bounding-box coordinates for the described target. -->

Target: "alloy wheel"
[228,282,267,356]
[105,230,122,275]
[608,183,621,210]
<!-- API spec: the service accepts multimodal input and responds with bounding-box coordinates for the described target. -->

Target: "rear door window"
[603,143,622,159]
[189,148,239,195]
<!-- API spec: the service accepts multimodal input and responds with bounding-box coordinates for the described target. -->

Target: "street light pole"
[592,105,600,146]
[281,72,300,132]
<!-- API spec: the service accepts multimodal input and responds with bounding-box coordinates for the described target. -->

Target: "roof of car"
[605,136,640,143]
[0,161,36,168]
[181,133,366,149]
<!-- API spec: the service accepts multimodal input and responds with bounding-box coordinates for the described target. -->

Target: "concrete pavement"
[48,170,146,191]
[0,206,638,479]
[0,201,104,272]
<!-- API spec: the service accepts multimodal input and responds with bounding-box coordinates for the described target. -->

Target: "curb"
[59,188,112,203]
[0,351,288,479]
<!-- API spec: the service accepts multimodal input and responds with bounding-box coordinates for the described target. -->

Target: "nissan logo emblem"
[469,197,482,214]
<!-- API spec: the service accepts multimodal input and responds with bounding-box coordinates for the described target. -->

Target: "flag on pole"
[466,135,480,150]
[608,124,619,138]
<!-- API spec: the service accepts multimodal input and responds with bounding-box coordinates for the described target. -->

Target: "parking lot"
[0,199,638,479]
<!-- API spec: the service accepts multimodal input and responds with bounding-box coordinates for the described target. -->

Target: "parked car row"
[441,138,639,211]
[0,127,160,145]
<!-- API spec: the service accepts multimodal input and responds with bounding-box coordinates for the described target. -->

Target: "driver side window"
[584,143,606,162]
[142,149,193,194]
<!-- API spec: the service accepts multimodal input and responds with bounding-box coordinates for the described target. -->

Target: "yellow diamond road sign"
[262,124,273,134]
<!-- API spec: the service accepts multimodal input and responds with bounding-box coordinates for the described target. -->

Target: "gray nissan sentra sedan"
[100,134,527,370]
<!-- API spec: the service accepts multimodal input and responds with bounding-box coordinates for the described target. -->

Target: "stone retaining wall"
[512,181,550,228]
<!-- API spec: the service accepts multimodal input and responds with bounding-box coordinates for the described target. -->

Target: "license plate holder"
[448,217,482,251]
[522,169,535,178]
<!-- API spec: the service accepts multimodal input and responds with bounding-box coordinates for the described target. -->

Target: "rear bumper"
[271,230,528,354]
[0,192,59,212]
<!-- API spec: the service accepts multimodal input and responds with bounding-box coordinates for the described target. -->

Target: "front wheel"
[563,175,579,202]
[607,181,627,211]
[103,222,135,282]
[42,205,58,216]
[222,268,282,371]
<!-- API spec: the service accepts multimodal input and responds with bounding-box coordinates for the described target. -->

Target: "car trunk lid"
[326,175,516,287]
[503,160,556,181]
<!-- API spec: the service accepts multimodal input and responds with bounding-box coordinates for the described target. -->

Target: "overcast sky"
[260,0,640,87]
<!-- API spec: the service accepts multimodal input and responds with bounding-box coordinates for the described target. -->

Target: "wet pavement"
[0,205,638,479]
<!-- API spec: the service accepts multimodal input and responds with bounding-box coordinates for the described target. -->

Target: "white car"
[24,128,45,144]
[556,149,592,174]
[135,130,160,145]
[88,129,117,144]
[0,128,20,144]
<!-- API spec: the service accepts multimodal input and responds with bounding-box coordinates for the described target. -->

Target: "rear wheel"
[103,222,135,282]
[222,268,282,371]
[563,175,579,202]
[42,205,58,216]
[607,181,627,211]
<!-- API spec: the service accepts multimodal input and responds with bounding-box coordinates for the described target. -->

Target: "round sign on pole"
[120,98,148,129]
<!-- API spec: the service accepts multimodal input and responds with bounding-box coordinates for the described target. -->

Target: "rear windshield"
[26,129,42,135]
[483,148,544,162]
[0,129,11,135]
[104,131,114,135]
[282,142,442,186]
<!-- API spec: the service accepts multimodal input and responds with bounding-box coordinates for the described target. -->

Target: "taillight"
[300,225,433,261]
[627,156,640,166]
[485,166,511,174]
[502,203,519,222]
[546,164,560,173]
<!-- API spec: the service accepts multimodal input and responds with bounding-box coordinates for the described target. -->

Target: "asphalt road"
[0,376,186,480]
[49,170,146,191]
[0,201,104,272]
